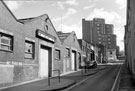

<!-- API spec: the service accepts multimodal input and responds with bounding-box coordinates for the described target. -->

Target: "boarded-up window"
[66,48,70,57]
[25,41,34,59]
[55,49,60,60]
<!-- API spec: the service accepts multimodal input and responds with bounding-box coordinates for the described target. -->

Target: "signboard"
[36,29,56,43]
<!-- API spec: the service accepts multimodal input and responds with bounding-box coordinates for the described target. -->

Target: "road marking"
[64,69,101,91]
[110,65,122,91]
[64,65,119,91]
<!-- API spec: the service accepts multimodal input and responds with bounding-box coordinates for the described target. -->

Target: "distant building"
[82,19,93,44]
[106,49,117,61]
[78,39,91,66]
[105,24,114,34]
[106,34,117,49]
[82,18,117,63]
[92,18,105,45]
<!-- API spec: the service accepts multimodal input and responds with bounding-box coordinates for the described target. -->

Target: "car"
[87,61,97,69]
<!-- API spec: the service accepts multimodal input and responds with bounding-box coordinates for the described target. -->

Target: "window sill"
[0,49,13,53]
[65,57,70,58]
[55,58,60,61]
[24,57,34,60]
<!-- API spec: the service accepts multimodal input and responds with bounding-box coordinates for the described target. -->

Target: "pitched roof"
[18,18,34,24]
[57,31,71,43]
[18,14,62,43]
[0,0,23,24]
[18,14,49,24]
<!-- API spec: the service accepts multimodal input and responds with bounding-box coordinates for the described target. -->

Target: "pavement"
[0,65,106,91]
[119,65,135,91]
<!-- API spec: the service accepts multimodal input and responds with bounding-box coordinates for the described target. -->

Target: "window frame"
[55,49,61,60]
[0,33,13,52]
[65,48,70,58]
[24,40,35,59]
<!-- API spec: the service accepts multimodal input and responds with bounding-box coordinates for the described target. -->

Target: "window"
[96,23,100,26]
[66,48,70,57]
[82,46,85,52]
[25,41,35,59]
[97,27,100,30]
[97,31,100,33]
[0,33,13,51]
[44,25,48,31]
[110,51,112,54]
[55,49,60,60]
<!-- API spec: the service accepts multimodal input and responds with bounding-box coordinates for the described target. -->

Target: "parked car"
[87,61,97,69]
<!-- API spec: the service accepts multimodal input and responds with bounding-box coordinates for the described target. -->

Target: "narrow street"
[66,65,121,91]
[0,0,132,91]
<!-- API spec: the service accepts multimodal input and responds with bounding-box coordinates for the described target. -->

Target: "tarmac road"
[66,65,121,91]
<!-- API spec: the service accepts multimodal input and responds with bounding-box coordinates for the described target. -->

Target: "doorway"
[39,45,51,78]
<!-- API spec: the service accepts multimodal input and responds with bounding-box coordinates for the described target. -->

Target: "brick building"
[19,14,64,79]
[78,39,92,66]
[0,1,82,86]
[57,31,81,73]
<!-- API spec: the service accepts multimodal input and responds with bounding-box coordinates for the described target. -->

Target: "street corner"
[42,79,76,91]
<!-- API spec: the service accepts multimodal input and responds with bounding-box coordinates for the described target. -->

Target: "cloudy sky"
[4,0,126,51]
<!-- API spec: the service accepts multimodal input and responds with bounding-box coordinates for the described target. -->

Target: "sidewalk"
[0,65,106,91]
[0,78,75,91]
[119,65,135,91]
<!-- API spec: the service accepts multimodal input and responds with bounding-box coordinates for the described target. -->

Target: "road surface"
[66,65,121,91]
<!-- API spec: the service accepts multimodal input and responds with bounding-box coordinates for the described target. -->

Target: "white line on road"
[64,70,99,91]
[110,65,122,91]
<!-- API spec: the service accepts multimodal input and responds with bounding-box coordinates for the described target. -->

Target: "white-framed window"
[0,33,13,51]
[97,31,100,33]
[66,48,70,57]
[98,38,101,40]
[25,40,35,59]
[97,27,100,30]
[96,23,100,26]
[55,49,60,60]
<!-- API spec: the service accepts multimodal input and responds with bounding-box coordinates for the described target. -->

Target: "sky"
[4,0,127,51]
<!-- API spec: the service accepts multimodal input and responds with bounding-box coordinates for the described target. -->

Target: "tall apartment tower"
[105,24,116,49]
[105,24,114,34]
[106,34,116,49]
[82,18,117,63]
[93,18,105,45]
[82,18,106,45]
[82,19,93,44]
